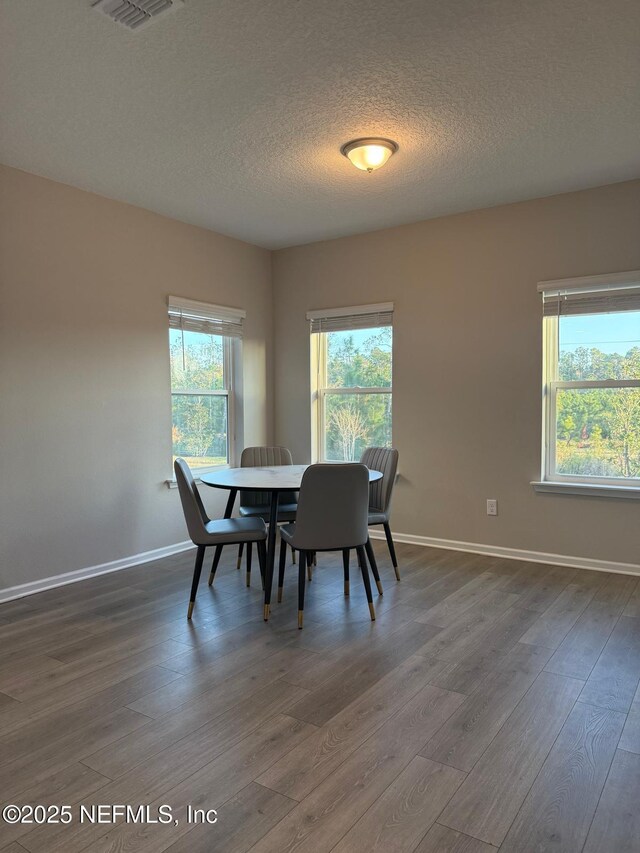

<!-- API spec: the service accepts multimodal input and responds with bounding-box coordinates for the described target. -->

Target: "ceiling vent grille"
[91,0,184,31]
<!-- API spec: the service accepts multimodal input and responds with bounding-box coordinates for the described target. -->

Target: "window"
[168,296,244,472]
[540,271,640,488]
[309,303,393,461]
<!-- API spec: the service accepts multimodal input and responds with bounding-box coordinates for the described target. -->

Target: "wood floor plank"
[592,573,637,607]
[75,715,315,853]
[0,665,182,764]
[583,749,640,853]
[250,684,465,853]
[578,616,640,712]
[280,604,425,691]
[500,701,626,852]
[421,643,552,771]
[1,639,190,706]
[163,782,296,853]
[0,654,65,688]
[618,681,640,753]
[126,645,318,719]
[515,565,576,612]
[0,706,149,803]
[416,591,520,661]
[0,543,634,853]
[438,671,583,847]
[622,579,640,617]
[427,605,541,695]
[414,823,498,852]
[331,756,465,853]
[544,599,625,681]
[284,621,442,726]
[82,678,308,780]
[415,571,505,628]
[0,762,109,848]
[256,654,454,801]
[519,582,602,650]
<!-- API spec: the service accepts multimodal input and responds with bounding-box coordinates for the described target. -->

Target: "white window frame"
[167,296,245,484]
[540,271,640,493]
[309,309,393,463]
[170,335,236,475]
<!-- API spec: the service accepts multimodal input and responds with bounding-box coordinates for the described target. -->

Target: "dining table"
[200,464,383,619]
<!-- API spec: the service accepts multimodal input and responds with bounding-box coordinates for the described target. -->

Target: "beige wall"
[0,165,273,592]
[272,180,640,568]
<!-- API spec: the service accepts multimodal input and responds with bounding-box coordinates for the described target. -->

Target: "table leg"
[208,488,237,586]
[263,491,280,620]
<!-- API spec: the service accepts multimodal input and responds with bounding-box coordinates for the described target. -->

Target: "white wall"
[0,165,273,592]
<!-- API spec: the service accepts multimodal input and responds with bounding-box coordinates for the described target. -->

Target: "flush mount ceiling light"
[341,138,398,173]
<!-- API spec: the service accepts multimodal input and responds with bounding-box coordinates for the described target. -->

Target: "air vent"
[91,0,184,31]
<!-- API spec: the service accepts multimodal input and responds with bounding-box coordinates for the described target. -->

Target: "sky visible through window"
[560,312,640,354]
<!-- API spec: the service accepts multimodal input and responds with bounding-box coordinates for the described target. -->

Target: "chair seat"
[279,522,367,551]
[198,517,267,546]
[279,522,296,545]
[368,510,388,525]
[239,503,298,522]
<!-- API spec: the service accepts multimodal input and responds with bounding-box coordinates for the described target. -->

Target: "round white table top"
[200,464,382,492]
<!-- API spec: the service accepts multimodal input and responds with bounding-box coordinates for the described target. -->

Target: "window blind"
[307,302,394,334]
[168,296,245,338]
[539,271,640,317]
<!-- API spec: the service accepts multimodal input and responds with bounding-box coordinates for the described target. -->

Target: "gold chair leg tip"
[376,580,384,595]
[344,581,350,596]
[368,602,376,621]
[298,610,304,629]
[236,560,241,570]
[246,574,250,587]
[207,574,214,586]
[277,587,283,603]
[187,601,194,619]
[394,568,401,581]
[263,604,270,621]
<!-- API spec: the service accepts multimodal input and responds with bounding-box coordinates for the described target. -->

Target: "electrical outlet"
[487,499,498,516]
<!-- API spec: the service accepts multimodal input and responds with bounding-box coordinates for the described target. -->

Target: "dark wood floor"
[1,541,639,853]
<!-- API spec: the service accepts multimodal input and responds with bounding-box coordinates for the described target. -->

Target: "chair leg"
[236,542,244,570]
[291,546,296,564]
[383,522,400,580]
[313,551,317,566]
[208,545,223,586]
[365,538,383,595]
[298,550,307,628]
[307,551,313,582]
[278,536,287,603]
[257,540,266,591]
[188,546,206,619]
[246,542,253,587]
[356,545,376,621]
[342,549,350,596]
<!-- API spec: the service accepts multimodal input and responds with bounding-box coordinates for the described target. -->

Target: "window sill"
[531,480,640,500]
[166,464,231,489]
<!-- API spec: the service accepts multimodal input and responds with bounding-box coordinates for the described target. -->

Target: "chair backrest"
[240,446,296,507]
[290,463,369,551]
[174,458,209,545]
[360,447,399,513]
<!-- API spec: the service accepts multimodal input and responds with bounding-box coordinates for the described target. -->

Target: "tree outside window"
[315,326,392,461]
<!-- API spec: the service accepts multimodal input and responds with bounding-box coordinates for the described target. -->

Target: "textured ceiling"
[1,0,639,248]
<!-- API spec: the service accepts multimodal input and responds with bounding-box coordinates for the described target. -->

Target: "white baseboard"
[0,540,194,604]
[3,529,638,606]
[368,530,640,577]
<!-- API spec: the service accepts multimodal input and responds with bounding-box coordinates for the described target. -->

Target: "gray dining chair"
[236,446,298,582]
[360,446,400,580]
[174,458,267,619]
[277,463,378,628]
